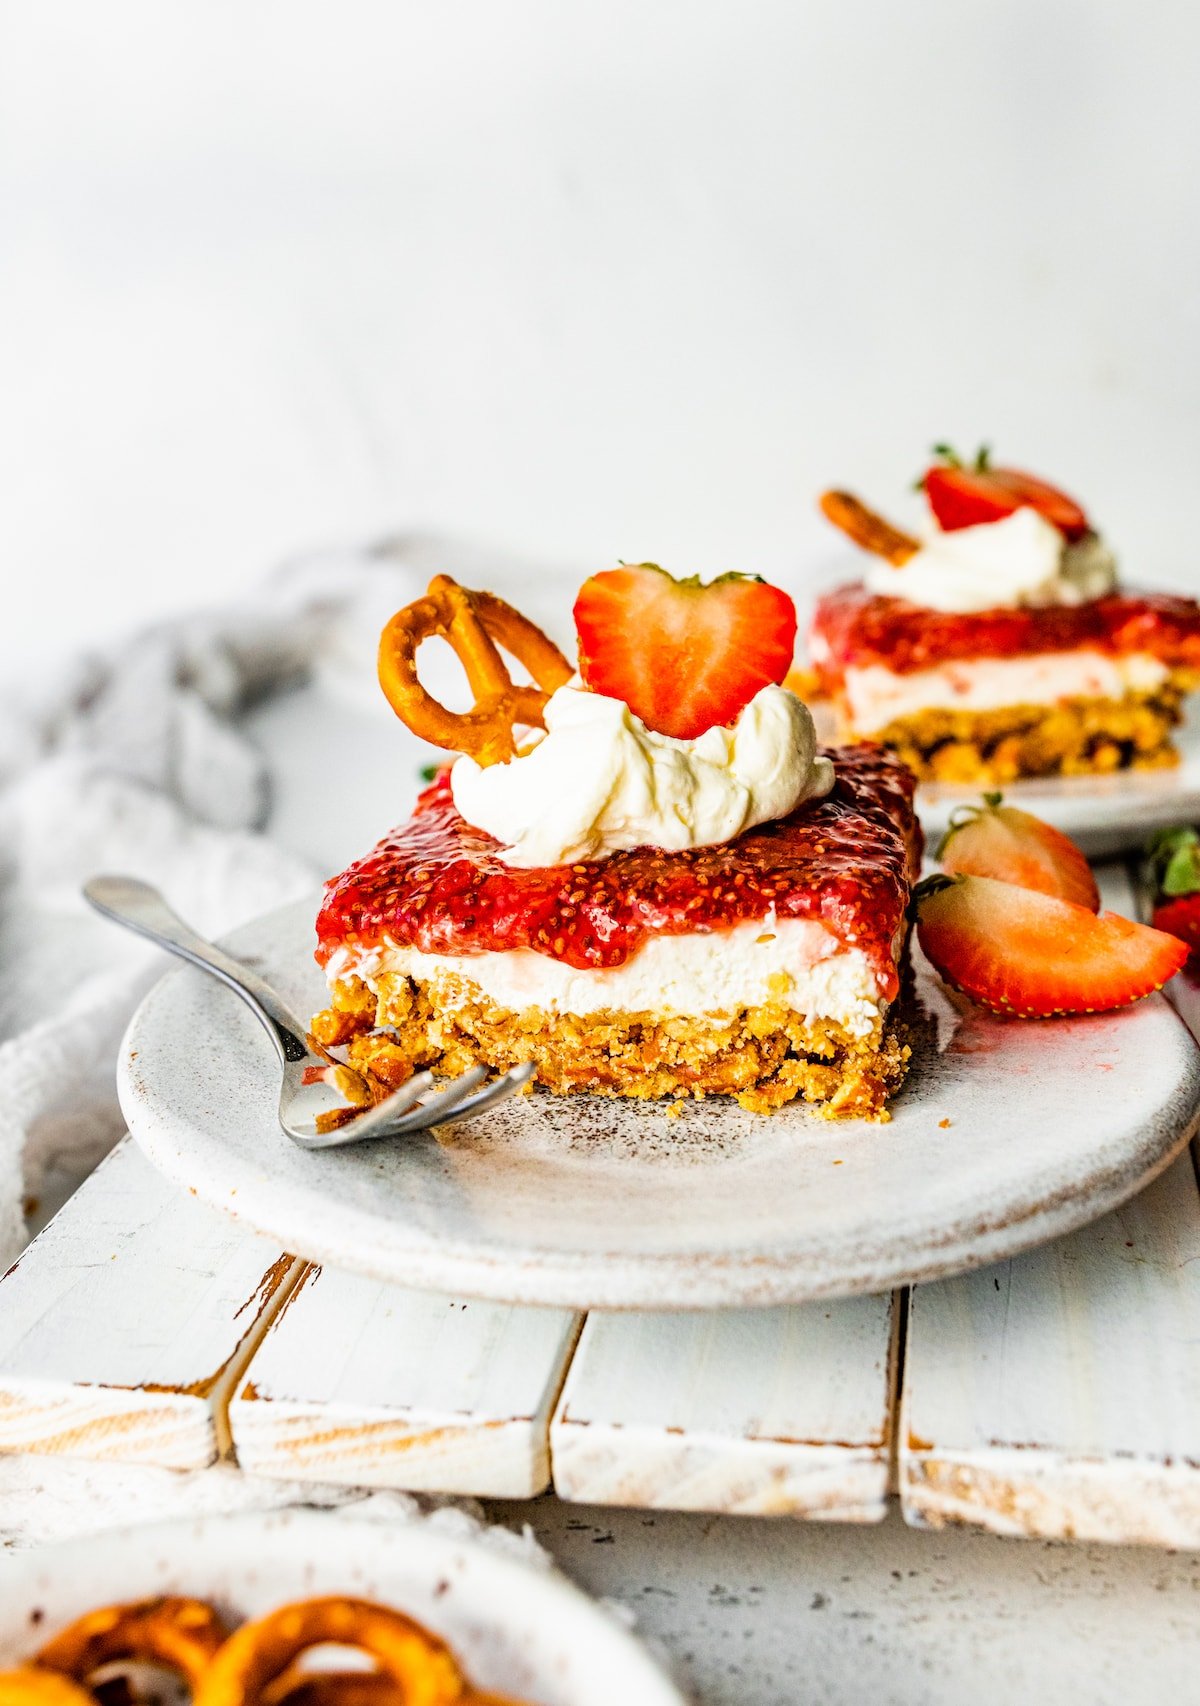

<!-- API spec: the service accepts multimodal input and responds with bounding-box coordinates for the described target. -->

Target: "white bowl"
[0,1508,685,1706]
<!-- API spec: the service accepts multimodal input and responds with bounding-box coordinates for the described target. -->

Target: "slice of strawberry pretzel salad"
[313,565,921,1121]
[810,446,1200,784]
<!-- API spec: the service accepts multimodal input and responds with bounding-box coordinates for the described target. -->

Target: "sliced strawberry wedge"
[938,794,1100,911]
[915,875,1187,1018]
[574,563,797,740]
[921,445,1090,541]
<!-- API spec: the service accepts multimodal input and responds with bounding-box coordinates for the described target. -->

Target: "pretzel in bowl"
[378,575,572,766]
[0,1674,98,1706]
[33,1597,230,1696]
[265,1675,400,1706]
[192,1597,468,1706]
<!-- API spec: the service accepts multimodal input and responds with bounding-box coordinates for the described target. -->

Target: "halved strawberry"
[1146,825,1200,953]
[574,564,797,740]
[1152,896,1200,955]
[920,444,1090,541]
[914,875,1187,1018]
[938,794,1100,911]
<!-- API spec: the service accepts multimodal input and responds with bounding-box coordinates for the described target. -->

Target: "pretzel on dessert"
[191,1598,468,1706]
[819,491,920,566]
[0,1672,99,1706]
[378,575,572,766]
[34,1597,230,1695]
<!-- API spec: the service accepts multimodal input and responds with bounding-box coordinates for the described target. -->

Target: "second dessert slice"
[811,447,1200,783]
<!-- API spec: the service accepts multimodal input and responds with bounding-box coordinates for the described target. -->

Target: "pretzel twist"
[819,490,920,566]
[0,1673,98,1706]
[265,1674,400,1706]
[191,1598,467,1706]
[264,1672,521,1706]
[378,576,572,766]
[34,1598,230,1693]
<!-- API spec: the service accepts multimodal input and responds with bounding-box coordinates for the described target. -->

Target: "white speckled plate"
[811,695,1200,860]
[116,898,1200,1309]
[916,706,1200,858]
[0,1507,683,1705]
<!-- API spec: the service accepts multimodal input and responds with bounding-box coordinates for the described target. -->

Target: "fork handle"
[84,875,313,1070]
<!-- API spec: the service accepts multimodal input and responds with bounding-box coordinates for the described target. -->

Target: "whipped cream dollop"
[865,506,1117,615]
[450,683,834,868]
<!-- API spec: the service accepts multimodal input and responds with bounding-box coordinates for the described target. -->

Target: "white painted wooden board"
[899,862,1200,1545]
[0,1138,298,1471]
[900,1147,1200,1545]
[550,1296,896,1520]
[229,1264,580,1497]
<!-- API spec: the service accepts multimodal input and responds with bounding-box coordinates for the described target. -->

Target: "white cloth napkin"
[0,535,566,1266]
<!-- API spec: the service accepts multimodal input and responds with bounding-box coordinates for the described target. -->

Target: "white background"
[3,0,1199,669]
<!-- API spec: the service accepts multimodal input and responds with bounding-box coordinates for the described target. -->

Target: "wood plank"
[228,1265,580,1497]
[900,1147,1200,1544]
[900,863,1200,1545]
[0,1139,298,1471]
[0,1454,360,1550]
[550,1297,896,1521]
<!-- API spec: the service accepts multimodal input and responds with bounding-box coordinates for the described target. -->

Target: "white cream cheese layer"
[843,650,1169,733]
[865,507,1117,614]
[450,683,833,868]
[325,917,891,1038]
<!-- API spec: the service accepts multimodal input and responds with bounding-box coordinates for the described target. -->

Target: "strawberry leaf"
[1164,842,1200,897]
[1147,826,1200,897]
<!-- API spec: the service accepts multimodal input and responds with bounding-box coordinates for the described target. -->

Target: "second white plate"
[116,898,1200,1310]
[915,700,1200,857]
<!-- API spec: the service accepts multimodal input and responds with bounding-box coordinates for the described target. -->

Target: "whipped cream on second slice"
[450,682,834,868]
[865,506,1117,615]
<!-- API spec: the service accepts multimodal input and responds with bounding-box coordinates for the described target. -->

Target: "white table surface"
[486,1499,1200,1706]
[241,681,1200,1704]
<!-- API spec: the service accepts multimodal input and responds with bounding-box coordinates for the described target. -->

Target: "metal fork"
[84,875,534,1149]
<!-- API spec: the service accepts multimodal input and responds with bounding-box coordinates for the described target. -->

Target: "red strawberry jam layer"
[811,584,1200,683]
[316,746,921,998]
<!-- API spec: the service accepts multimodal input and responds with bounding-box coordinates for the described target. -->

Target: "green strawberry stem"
[909,872,958,919]
[938,791,1004,858]
[924,442,992,477]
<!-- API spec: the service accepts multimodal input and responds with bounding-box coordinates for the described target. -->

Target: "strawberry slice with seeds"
[938,793,1100,911]
[920,444,1090,541]
[915,875,1187,1018]
[574,563,797,739]
[1152,896,1200,954]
